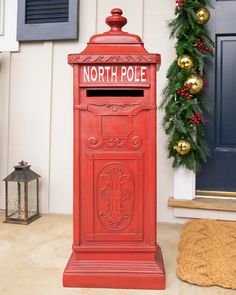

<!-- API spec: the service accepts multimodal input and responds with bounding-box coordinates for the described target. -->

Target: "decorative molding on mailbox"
[88,136,142,150]
[68,54,161,64]
[74,103,157,116]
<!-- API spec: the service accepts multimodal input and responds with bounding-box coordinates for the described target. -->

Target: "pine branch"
[160,0,214,172]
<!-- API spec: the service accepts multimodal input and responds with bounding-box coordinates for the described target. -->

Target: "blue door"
[197,1,236,192]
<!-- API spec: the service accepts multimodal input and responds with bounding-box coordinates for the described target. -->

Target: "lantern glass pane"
[7,181,25,220]
[28,180,37,217]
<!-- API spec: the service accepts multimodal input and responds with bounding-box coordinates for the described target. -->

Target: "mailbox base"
[63,246,165,290]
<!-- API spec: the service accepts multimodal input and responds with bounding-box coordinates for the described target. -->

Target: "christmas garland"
[160,0,214,172]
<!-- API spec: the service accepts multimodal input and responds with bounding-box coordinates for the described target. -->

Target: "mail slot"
[63,8,165,290]
[86,89,144,97]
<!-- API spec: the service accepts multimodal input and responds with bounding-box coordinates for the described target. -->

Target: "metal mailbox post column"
[63,8,166,290]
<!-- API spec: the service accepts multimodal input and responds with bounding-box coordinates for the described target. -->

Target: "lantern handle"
[19,160,28,166]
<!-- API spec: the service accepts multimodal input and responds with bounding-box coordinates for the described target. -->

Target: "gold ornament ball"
[196,7,210,25]
[184,74,204,94]
[175,140,191,155]
[177,55,194,70]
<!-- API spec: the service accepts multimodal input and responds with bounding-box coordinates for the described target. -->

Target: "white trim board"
[0,0,4,36]
[174,168,196,200]
[174,207,236,221]
[0,0,19,51]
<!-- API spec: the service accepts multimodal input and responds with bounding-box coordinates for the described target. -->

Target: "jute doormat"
[177,219,236,289]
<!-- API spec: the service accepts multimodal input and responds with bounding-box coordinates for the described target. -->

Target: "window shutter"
[17,0,78,41]
[25,0,69,24]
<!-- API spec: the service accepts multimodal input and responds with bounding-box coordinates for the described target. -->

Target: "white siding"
[7,42,53,213]
[0,0,176,222]
[0,51,11,209]
[143,0,176,222]
[49,0,98,214]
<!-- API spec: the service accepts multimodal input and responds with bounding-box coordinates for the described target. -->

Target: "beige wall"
[0,0,178,222]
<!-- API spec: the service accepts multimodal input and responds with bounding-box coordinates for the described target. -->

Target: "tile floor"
[0,213,234,295]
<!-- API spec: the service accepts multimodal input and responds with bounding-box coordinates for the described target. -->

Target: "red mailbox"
[63,8,165,290]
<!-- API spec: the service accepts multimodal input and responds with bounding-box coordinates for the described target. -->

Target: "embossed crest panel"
[86,152,143,242]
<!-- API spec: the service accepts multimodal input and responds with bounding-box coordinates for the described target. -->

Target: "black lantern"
[3,161,41,224]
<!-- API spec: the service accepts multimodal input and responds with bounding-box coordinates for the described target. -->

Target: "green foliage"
[160,0,214,173]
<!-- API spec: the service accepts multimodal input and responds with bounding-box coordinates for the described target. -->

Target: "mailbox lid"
[68,8,161,65]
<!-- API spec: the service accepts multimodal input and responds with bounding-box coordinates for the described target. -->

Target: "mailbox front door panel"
[79,91,153,246]
[86,151,143,242]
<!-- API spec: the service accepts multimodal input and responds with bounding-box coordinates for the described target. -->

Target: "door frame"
[174,168,195,200]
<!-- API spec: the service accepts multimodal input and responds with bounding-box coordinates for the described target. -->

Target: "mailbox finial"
[105,8,127,32]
